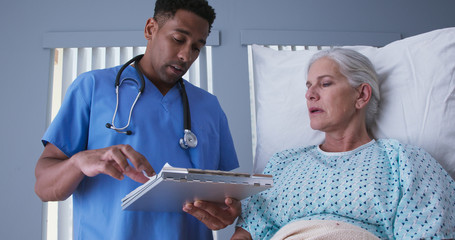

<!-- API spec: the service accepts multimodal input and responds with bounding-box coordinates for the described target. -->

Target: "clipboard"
[121,163,273,212]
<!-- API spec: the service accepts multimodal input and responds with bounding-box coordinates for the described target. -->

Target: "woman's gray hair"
[307,48,380,131]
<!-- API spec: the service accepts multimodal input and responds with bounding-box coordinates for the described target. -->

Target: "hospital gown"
[237,139,455,239]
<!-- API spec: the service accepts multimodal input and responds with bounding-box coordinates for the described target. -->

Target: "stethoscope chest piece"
[180,129,198,149]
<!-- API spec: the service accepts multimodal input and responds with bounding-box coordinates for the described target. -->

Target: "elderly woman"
[231,48,455,240]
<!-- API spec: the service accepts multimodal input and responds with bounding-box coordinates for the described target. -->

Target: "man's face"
[142,9,209,94]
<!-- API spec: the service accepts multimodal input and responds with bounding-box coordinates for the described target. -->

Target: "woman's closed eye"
[322,82,332,87]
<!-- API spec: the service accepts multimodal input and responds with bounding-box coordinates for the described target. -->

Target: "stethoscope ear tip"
[106,122,132,135]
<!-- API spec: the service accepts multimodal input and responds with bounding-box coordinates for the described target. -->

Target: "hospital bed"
[237,27,455,237]
[245,27,455,181]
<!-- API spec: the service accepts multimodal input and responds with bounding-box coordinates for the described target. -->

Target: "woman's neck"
[321,126,372,153]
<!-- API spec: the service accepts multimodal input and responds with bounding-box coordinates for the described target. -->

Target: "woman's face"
[305,57,359,133]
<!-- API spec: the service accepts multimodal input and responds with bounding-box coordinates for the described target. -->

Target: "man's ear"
[144,17,158,40]
[355,83,372,109]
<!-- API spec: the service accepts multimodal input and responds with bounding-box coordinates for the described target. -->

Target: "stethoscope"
[105,54,198,149]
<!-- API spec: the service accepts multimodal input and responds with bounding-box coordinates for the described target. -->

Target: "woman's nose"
[305,87,319,101]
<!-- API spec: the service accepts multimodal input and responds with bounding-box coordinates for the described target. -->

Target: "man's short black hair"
[153,0,216,33]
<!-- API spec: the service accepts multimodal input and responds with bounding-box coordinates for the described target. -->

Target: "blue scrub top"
[42,65,239,240]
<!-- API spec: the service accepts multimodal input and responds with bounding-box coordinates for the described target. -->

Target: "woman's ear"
[355,83,372,109]
[144,17,158,40]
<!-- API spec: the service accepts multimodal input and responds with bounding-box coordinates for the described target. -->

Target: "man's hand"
[182,197,241,230]
[35,143,155,201]
[230,227,252,240]
[73,144,155,183]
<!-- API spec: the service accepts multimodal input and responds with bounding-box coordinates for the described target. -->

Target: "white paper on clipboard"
[121,163,273,212]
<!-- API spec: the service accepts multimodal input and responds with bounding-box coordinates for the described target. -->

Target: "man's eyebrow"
[176,28,206,45]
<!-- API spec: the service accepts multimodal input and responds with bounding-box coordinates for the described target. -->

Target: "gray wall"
[1,0,454,239]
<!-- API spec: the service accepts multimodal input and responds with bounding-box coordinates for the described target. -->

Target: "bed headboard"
[246,28,455,180]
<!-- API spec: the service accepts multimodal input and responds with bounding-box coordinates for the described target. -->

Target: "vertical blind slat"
[120,47,133,64]
[247,45,258,168]
[197,47,208,91]
[62,48,77,98]
[205,47,214,94]
[105,47,120,68]
[77,48,92,75]
[133,46,146,57]
[92,47,106,70]
[57,199,72,240]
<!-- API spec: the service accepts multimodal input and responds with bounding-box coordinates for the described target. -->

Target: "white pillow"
[251,27,455,180]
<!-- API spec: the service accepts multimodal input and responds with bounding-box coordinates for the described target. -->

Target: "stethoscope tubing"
[116,55,145,92]
[106,54,197,148]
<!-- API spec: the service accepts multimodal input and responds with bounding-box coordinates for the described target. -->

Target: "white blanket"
[271,220,379,240]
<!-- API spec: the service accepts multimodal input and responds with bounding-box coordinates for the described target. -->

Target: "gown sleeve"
[393,143,455,239]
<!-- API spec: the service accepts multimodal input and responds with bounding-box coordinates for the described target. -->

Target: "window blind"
[46,45,213,240]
